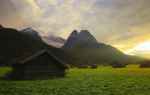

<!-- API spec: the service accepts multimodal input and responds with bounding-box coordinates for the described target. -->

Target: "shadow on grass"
[0,71,20,81]
[0,71,67,81]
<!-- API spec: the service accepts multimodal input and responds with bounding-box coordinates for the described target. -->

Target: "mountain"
[21,28,66,48]
[62,30,81,50]
[62,30,143,65]
[0,27,71,66]
[45,35,65,43]
[20,28,43,43]
[79,30,97,44]
[42,35,65,48]
[62,30,98,51]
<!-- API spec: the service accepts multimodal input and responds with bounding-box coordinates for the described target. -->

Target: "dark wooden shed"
[12,49,67,79]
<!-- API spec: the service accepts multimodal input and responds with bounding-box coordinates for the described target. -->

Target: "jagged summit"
[70,30,78,36]
[62,30,97,50]
[68,30,79,40]
[61,30,81,50]
[79,30,97,44]
[79,30,91,34]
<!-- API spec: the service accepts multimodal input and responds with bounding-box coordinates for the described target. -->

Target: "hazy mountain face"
[42,35,65,48]
[45,35,65,44]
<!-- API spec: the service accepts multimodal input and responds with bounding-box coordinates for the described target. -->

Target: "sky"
[0,0,150,57]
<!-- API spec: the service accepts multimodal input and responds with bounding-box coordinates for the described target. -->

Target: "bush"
[77,65,88,68]
[140,60,150,68]
[90,65,98,69]
[111,61,126,68]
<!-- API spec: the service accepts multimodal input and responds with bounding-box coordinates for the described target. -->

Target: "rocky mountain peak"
[79,30,97,44]
[79,30,90,35]
[69,30,78,38]
[61,30,80,50]
[62,30,98,51]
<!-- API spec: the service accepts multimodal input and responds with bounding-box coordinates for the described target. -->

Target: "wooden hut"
[12,49,67,79]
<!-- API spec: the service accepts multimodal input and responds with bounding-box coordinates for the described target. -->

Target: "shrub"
[66,64,75,68]
[140,60,150,68]
[90,65,98,69]
[111,61,126,68]
[77,65,88,68]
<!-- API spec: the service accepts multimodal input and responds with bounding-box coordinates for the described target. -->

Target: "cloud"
[0,0,150,52]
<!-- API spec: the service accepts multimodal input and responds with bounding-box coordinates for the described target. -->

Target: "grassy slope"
[70,43,144,65]
[0,65,150,95]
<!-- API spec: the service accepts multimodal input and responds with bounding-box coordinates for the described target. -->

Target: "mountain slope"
[62,30,142,65]
[62,30,81,50]
[79,30,97,44]
[0,27,71,66]
[20,28,44,43]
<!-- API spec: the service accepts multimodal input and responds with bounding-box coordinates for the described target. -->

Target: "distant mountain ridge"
[20,28,66,48]
[42,35,65,48]
[43,35,66,44]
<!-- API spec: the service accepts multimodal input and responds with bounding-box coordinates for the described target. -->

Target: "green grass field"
[0,65,150,95]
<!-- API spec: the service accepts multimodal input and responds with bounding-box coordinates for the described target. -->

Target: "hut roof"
[14,49,67,68]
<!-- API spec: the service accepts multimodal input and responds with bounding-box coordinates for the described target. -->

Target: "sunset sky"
[0,0,150,57]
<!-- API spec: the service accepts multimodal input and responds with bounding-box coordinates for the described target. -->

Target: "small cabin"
[12,49,67,80]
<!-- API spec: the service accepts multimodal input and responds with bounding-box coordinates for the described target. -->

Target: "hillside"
[0,27,71,66]
[62,30,143,65]
[20,28,44,43]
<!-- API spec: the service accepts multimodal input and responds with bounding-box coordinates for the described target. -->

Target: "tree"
[139,60,150,68]
[111,61,126,68]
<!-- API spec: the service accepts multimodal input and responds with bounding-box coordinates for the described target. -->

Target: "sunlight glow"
[126,40,150,54]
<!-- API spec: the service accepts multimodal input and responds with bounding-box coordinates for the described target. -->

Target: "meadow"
[0,65,150,95]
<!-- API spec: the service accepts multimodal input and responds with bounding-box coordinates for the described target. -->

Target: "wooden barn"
[12,49,67,80]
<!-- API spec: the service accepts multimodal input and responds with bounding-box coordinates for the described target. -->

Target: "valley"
[0,65,150,95]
